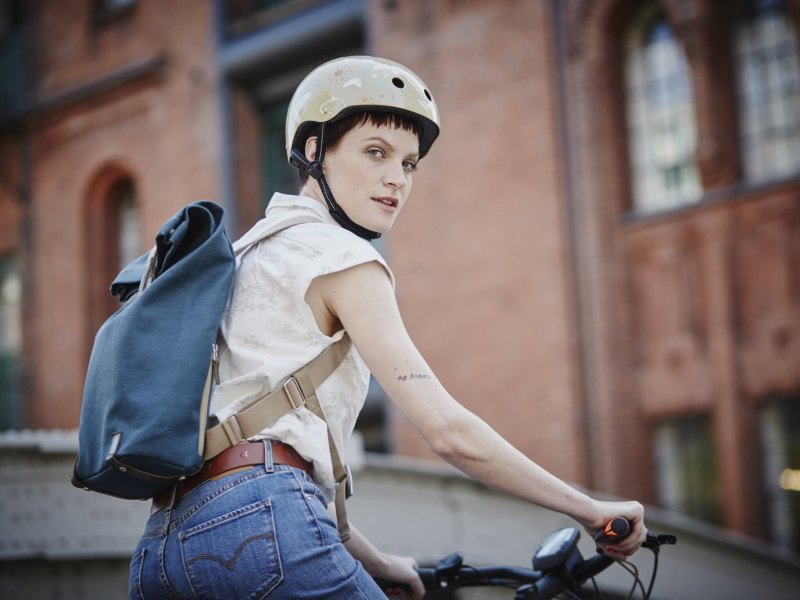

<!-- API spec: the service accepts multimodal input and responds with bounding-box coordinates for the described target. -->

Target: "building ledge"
[28,55,167,122]
[2,429,798,600]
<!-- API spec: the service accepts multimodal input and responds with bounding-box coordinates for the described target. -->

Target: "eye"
[367,147,385,159]
[402,160,418,173]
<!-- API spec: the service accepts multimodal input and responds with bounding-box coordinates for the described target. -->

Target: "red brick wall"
[22,0,220,428]
[370,0,588,485]
[565,0,800,538]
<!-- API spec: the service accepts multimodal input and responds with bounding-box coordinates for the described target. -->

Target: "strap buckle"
[220,414,244,446]
[282,377,306,410]
[337,464,354,499]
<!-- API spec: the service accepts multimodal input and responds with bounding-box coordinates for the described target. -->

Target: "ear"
[304,136,318,163]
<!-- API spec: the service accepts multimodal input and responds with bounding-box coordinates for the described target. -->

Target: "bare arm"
[309,261,645,557]
[330,507,424,598]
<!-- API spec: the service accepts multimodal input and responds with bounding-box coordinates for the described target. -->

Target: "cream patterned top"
[210,193,394,501]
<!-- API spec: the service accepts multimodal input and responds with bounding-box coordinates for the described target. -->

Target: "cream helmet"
[285,56,441,240]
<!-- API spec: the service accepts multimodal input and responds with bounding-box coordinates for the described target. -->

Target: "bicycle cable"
[588,575,607,600]
[643,547,660,599]
[616,560,645,600]
[461,563,521,590]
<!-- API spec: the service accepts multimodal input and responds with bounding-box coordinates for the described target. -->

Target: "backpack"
[72,201,236,499]
[71,201,355,540]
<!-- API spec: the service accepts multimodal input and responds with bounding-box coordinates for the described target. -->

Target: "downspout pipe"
[550,0,595,490]
[212,0,238,235]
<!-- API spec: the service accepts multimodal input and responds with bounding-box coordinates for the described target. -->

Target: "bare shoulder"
[312,260,393,305]
[306,260,395,336]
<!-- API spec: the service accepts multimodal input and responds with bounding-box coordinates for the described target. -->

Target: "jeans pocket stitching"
[170,469,266,530]
[179,500,283,599]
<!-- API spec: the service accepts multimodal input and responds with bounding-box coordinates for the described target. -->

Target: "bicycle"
[376,517,677,599]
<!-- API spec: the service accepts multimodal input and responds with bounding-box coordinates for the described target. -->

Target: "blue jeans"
[129,443,388,599]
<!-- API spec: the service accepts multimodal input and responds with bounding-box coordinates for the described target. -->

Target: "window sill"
[620,172,800,229]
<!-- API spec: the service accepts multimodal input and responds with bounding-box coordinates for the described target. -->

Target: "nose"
[383,162,407,189]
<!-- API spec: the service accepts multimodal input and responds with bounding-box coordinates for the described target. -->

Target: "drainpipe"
[17,131,32,428]
[550,0,595,490]
[212,0,238,235]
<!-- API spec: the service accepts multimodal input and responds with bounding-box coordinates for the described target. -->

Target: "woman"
[129,56,646,600]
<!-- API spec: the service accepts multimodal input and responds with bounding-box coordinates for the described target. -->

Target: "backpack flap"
[109,251,150,302]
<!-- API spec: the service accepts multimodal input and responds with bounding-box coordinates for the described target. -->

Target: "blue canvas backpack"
[71,200,356,540]
[72,201,236,499]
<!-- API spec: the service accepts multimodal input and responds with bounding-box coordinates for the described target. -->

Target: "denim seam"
[290,470,383,599]
[290,469,325,548]
[130,547,146,600]
[328,544,378,600]
[157,526,180,599]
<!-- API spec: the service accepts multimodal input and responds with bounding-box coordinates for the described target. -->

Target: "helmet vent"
[424,89,432,101]
[392,77,405,89]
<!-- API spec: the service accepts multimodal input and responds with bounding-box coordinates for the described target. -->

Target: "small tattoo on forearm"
[396,373,431,382]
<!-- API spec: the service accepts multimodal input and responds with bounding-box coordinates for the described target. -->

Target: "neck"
[299,182,326,206]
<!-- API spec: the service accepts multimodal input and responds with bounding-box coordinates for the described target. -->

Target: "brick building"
[0,0,798,558]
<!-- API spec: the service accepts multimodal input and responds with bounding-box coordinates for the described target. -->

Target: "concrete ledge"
[2,430,799,599]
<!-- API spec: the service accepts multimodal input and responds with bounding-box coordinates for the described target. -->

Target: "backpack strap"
[203,334,354,541]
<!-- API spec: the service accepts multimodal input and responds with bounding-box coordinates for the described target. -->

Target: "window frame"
[622,2,703,215]
[732,0,800,185]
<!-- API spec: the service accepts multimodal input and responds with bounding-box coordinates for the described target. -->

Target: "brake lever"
[643,530,677,549]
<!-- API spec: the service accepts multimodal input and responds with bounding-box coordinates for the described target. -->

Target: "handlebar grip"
[593,517,631,544]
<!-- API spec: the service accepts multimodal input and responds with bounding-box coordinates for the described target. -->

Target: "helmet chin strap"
[291,123,381,241]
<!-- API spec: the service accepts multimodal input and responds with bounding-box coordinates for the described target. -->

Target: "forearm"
[379,357,598,524]
[433,409,597,524]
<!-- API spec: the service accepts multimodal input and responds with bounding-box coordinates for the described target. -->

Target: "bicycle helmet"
[286,56,440,240]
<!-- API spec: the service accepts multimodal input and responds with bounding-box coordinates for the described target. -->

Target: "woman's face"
[306,122,420,234]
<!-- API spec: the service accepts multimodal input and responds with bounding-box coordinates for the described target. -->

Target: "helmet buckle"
[308,161,323,181]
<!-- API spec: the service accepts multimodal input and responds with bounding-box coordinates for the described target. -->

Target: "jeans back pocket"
[180,499,283,599]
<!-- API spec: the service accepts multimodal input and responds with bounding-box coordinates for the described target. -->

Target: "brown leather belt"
[151,441,312,515]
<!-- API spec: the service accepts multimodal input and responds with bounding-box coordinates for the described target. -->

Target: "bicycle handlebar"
[376,556,615,598]
[375,518,677,599]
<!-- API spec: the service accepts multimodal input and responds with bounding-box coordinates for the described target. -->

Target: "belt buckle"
[283,377,306,409]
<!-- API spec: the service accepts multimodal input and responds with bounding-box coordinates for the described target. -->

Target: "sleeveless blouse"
[210,193,394,501]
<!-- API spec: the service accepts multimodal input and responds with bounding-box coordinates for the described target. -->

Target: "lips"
[372,196,398,208]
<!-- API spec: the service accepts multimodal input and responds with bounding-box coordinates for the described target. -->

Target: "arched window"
[113,179,141,272]
[624,4,701,213]
[85,172,141,339]
[735,0,800,183]
[0,255,21,429]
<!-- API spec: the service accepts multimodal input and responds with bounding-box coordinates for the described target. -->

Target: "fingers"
[410,578,426,599]
[600,546,627,561]
[601,544,634,561]
[384,579,424,600]
[384,588,420,600]
[378,553,424,599]
[591,500,647,559]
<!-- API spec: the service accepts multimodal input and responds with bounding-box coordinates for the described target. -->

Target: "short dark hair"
[297,110,423,186]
